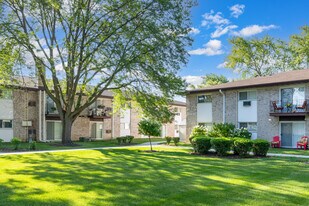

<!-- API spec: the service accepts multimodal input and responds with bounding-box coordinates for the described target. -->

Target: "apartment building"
[0,78,186,142]
[186,70,309,148]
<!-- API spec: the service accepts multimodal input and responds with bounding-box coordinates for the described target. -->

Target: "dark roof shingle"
[187,69,309,94]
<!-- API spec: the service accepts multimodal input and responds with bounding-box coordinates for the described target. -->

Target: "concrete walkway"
[1,142,309,159]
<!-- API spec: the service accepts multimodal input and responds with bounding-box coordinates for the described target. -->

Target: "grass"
[0,147,309,206]
[268,147,309,156]
[0,138,164,152]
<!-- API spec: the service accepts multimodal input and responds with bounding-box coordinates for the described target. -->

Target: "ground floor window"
[46,121,62,141]
[0,120,13,128]
[238,122,257,132]
[91,122,104,139]
[198,122,213,130]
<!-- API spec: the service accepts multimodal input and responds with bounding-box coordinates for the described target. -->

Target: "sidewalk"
[1,142,309,159]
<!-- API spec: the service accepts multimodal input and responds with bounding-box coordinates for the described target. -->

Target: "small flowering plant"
[286,103,293,108]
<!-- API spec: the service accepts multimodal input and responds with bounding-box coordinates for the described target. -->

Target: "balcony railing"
[270,99,309,116]
[88,105,112,118]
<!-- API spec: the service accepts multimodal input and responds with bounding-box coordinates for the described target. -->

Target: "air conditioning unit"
[243,101,251,106]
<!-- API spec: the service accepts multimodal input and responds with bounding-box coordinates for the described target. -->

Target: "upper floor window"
[197,95,212,103]
[0,89,12,99]
[0,120,13,128]
[239,91,256,101]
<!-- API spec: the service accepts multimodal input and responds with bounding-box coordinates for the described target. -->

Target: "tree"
[189,73,228,89]
[290,25,309,69]
[0,0,193,144]
[138,119,161,152]
[226,36,278,78]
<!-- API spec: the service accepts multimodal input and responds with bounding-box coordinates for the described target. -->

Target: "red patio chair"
[271,136,281,148]
[296,100,307,111]
[272,101,283,112]
[297,136,308,150]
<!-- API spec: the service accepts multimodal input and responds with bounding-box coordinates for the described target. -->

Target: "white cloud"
[189,39,224,56]
[211,25,238,38]
[230,4,245,18]
[201,10,230,27]
[189,27,200,35]
[217,61,228,69]
[232,25,278,37]
[182,75,203,86]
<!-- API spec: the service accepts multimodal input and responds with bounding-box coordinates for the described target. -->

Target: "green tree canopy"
[189,73,228,89]
[138,119,161,151]
[0,0,194,144]
[226,36,278,78]
[290,25,309,69]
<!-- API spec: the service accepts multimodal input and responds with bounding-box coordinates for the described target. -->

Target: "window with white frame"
[239,91,256,101]
[239,122,257,132]
[198,122,213,130]
[0,120,13,128]
[197,95,212,103]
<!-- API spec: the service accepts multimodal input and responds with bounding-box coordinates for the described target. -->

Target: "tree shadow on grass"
[1,149,309,205]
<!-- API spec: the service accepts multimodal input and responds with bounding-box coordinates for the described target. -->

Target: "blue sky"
[181,0,309,86]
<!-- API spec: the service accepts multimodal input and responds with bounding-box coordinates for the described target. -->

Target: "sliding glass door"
[46,121,62,141]
[281,122,305,148]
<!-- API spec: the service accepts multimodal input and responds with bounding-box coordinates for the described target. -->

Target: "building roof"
[187,69,309,94]
[171,100,186,107]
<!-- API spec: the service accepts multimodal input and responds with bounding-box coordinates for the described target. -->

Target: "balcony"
[269,99,309,116]
[88,105,112,120]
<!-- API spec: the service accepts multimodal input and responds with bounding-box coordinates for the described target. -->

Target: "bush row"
[190,123,252,141]
[192,136,270,157]
[165,136,180,146]
[0,137,36,151]
[116,135,134,145]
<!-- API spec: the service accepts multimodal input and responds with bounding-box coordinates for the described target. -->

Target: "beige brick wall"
[186,94,197,140]
[130,108,141,138]
[13,90,40,141]
[71,117,90,141]
[212,92,223,123]
[225,90,238,125]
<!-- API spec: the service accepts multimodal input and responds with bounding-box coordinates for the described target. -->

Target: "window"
[239,91,256,101]
[0,120,13,128]
[198,122,213,130]
[197,95,212,103]
[0,89,12,99]
[239,122,257,132]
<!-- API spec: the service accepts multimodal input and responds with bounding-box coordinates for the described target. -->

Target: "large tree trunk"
[61,115,74,145]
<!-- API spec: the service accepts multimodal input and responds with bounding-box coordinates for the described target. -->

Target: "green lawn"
[0,147,308,206]
[0,138,164,152]
[268,147,309,156]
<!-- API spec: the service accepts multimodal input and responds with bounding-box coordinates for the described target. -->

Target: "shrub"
[234,128,252,139]
[126,135,134,143]
[165,136,172,145]
[252,139,270,156]
[189,125,207,142]
[233,138,253,156]
[208,123,236,137]
[116,136,126,145]
[0,138,3,148]
[138,119,161,151]
[11,137,22,150]
[29,141,37,150]
[79,137,90,142]
[173,137,180,146]
[211,137,233,156]
[192,136,211,154]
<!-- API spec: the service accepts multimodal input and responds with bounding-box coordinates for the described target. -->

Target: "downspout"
[42,91,46,141]
[219,89,226,123]
[38,90,42,141]
[112,100,115,139]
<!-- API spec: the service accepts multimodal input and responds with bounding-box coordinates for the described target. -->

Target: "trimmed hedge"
[233,138,253,156]
[189,125,207,142]
[211,137,233,156]
[192,136,211,154]
[252,139,270,156]
[165,136,172,145]
[116,136,135,145]
[173,137,180,146]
